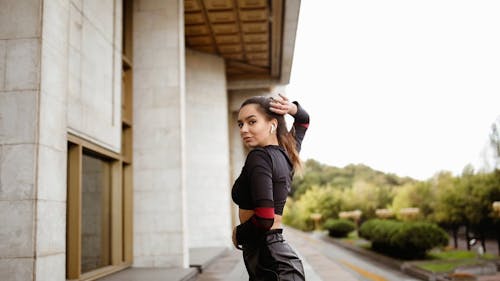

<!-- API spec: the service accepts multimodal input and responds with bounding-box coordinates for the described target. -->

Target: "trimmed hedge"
[359,219,449,259]
[323,219,356,238]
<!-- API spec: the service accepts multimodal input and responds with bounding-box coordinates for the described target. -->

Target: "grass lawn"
[333,231,499,274]
[340,231,371,248]
[416,250,498,273]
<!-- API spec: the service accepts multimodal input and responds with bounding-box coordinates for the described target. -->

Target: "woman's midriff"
[239,208,282,229]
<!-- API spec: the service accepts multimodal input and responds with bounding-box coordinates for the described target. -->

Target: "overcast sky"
[286,0,500,180]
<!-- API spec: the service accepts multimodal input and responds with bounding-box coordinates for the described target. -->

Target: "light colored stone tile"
[5,39,40,91]
[0,200,34,257]
[0,91,37,145]
[153,254,184,268]
[134,191,172,214]
[71,0,82,11]
[134,12,154,32]
[132,256,154,267]
[0,0,41,39]
[37,146,66,201]
[132,29,152,51]
[136,0,170,11]
[81,22,113,107]
[77,17,120,151]
[151,10,170,31]
[152,86,181,108]
[134,233,168,256]
[67,98,83,137]
[134,210,182,234]
[40,46,68,102]
[133,147,180,170]
[69,3,83,50]
[83,0,114,44]
[42,0,69,53]
[0,144,36,200]
[150,30,168,49]
[166,26,182,48]
[38,92,67,151]
[36,201,66,255]
[35,254,65,281]
[185,50,231,248]
[0,258,34,281]
[165,66,181,87]
[133,234,184,265]
[0,40,5,90]
[133,49,155,69]
[114,0,122,50]
[68,48,82,96]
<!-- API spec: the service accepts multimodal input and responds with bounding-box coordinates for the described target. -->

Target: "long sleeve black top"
[231,102,309,245]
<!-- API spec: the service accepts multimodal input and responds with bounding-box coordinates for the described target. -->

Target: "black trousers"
[242,229,305,281]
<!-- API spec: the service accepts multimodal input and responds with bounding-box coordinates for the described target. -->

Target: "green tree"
[490,117,500,170]
[432,171,464,248]
[341,180,392,219]
[391,181,434,220]
[283,185,343,231]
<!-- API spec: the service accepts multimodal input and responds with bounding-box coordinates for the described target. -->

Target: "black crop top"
[232,102,309,245]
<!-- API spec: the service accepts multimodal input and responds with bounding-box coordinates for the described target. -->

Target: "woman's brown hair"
[240,96,301,172]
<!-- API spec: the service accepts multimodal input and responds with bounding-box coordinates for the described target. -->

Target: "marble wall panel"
[36,146,66,202]
[0,258,33,281]
[0,91,37,145]
[36,201,66,255]
[0,144,36,200]
[83,0,114,44]
[0,40,5,90]
[5,39,40,91]
[136,0,171,11]
[67,0,121,152]
[35,254,65,281]
[0,0,41,39]
[185,49,231,248]
[133,0,188,268]
[41,0,69,52]
[0,200,34,257]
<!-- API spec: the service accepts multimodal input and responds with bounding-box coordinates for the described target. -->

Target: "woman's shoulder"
[245,147,273,166]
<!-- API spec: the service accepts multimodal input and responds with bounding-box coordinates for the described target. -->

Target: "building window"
[66,140,131,280]
[81,153,111,273]
[66,0,133,279]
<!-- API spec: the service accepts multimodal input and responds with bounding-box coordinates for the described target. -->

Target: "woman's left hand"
[269,93,297,115]
[232,227,242,250]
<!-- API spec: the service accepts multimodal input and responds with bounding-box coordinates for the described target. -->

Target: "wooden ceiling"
[184,0,283,81]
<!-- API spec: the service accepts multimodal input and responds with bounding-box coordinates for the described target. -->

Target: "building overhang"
[184,0,301,89]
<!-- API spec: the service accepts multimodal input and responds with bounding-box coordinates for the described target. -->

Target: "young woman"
[231,94,309,281]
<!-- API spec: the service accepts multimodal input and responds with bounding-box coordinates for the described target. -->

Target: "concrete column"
[132,0,188,268]
[0,0,69,280]
[185,49,231,248]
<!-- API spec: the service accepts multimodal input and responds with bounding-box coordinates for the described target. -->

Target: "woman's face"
[237,104,276,148]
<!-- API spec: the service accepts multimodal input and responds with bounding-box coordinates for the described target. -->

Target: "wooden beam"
[67,143,82,279]
[226,60,269,73]
[271,0,283,77]
[123,163,134,263]
[111,161,123,265]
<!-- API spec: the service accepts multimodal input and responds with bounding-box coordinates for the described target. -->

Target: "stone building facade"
[0,0,300,280]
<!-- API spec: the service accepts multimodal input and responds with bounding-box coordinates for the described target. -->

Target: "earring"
[270,124,276,134]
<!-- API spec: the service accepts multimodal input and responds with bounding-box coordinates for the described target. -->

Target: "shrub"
[324,219,356,238]
[359,219,449,259]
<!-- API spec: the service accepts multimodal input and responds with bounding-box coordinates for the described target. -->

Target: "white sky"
[285,0,500,180]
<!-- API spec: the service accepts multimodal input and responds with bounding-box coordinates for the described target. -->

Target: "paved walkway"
[194,227,359,281]
[194,228,500,281]
[99,227,499,281]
